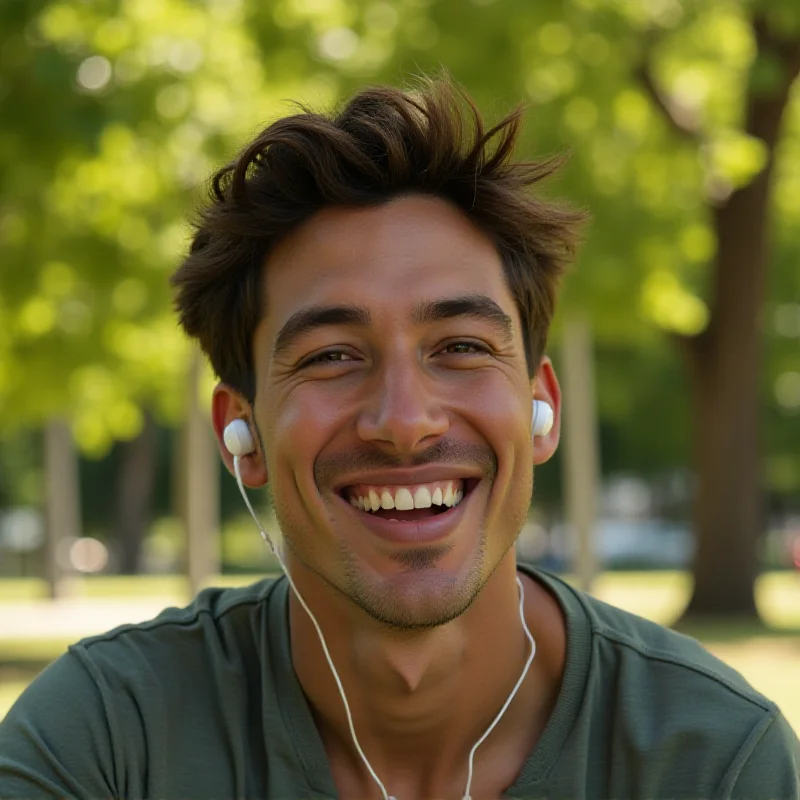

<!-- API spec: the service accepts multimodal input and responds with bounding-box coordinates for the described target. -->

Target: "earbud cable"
[234,456,390,799]
[234,456,536,800]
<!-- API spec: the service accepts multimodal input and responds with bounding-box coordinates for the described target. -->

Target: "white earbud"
[223,419,255,457]
[532,400,553,437]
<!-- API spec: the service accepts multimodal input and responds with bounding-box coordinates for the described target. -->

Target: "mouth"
[335,478,481,545]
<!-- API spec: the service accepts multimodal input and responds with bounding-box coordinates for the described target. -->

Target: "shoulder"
[535,568,773,714]
[722,708,800,798]
[0,649,118,797]
[0,577,286,797]
[576,582,773,715]
[77,576,281,651]
[527,567,800,797]
[71,577,283,696]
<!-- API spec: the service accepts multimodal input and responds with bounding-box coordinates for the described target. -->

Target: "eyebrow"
[271,293,514,360]
[272,304,371,359]
[412,294,514,342]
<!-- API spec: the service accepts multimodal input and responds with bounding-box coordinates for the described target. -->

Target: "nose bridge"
[359,346,447,451]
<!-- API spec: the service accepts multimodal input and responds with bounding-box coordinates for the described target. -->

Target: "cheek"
[265,387,346,495]
[270,390,325,455]
[488,442,533,553]
[475,389,533,509]
[265,399,330,545]
[470,379,530,453]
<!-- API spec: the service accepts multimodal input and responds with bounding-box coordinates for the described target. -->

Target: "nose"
[356,357,449,456]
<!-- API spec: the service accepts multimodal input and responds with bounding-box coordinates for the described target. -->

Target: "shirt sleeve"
[724,709,800,799]
[0,651,118,799]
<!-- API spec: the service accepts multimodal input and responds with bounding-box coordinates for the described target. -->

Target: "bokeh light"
[76,55,112,91]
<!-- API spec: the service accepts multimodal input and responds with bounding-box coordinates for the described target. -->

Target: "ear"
[211,383,268,488]
[532,356,561,466]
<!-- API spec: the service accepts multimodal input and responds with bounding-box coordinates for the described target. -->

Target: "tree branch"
[636,29,702,142]
[636,61,701,142]
[747,16,800,142]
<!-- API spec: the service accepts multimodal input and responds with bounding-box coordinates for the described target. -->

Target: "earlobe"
[231,436,269,489]
[211,384,268,488]
[531,357,561,465]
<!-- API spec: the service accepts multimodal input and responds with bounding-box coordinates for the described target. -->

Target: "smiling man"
[1,78,798,799]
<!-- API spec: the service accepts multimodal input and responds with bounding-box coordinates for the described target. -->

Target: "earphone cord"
[234,457,389,799]
[463,578,536,799]
[234,456,536,800]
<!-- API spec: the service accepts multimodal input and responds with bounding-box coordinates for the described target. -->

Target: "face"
[217,195,559,630]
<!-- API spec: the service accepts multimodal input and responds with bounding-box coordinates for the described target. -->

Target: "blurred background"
[1,0,798,728]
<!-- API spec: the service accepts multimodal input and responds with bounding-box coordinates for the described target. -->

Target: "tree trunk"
[180,350,220,596]
[560,315,599,593]
[44,419,81,598]
[114,410,158,574]
[684,22,800,618]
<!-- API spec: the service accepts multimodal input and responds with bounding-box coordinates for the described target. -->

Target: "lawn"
[1,570,799,733]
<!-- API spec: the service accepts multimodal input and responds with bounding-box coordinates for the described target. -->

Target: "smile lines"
[346,480,465,512]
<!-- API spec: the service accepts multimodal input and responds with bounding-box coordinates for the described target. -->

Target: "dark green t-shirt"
[1,565,798,799]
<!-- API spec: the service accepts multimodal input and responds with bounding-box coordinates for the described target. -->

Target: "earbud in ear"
[223,419,255,457]
[532,400,554,437]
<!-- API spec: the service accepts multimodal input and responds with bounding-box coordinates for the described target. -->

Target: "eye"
[300,349,357,367]
[440,341,490,355]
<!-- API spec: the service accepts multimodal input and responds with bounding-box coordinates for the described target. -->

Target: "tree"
[0,0,333,585]
[640,14,800,615]
[0,0,362,441]
[113,409,157,573]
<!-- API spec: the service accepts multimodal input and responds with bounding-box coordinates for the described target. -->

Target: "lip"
[331,465,483,493]
[335,481,477,545]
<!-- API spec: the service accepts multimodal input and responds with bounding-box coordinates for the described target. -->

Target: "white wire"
[461,576,536,800]
[233,456,536,800]
[234,456,391,800]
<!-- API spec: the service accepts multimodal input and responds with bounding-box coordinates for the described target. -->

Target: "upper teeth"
[347,480,465,512]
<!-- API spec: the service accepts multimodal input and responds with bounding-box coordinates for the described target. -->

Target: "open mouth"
[339,478,479,522]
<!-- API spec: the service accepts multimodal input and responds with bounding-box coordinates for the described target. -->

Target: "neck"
[288,555,565,799]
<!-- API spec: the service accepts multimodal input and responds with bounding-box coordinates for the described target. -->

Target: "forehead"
[261,194,516,324]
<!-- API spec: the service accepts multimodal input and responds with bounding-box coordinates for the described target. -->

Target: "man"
[1,78,798,799]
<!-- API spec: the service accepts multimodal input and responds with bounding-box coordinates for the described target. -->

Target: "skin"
[212,194,567,799]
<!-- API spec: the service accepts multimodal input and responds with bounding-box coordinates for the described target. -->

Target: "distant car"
[596,519,693,570]
[525,518,694,571]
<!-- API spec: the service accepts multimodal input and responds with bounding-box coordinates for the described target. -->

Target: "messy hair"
[172,76,584,401]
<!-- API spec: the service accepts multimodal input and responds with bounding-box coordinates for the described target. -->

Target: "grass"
[590,570,800,630]
[0,572,267,603]
[1,571,799,732]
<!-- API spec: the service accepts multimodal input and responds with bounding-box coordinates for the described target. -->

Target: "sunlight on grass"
[0,639,72,662]
[591,570,800,629]
[0,573,273,603]
[591,570,691,624]
[756,572,800,628]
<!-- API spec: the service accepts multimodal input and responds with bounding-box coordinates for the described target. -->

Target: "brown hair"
[172,76,584,401]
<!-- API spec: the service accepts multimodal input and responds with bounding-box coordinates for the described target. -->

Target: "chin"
[342,541,488,630]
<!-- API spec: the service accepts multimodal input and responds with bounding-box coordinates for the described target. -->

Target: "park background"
[1,0,799,731]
